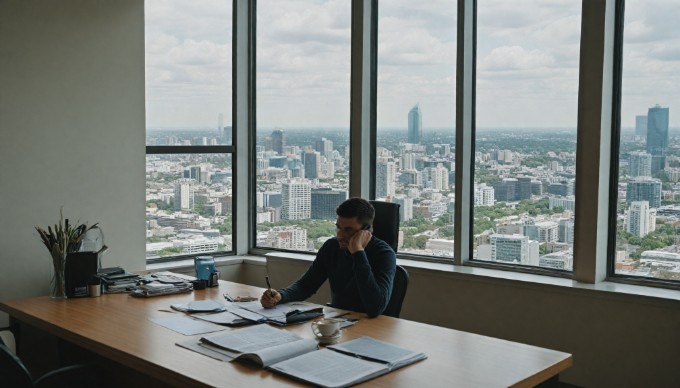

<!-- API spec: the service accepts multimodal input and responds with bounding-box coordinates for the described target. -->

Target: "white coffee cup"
[311,318,341,337]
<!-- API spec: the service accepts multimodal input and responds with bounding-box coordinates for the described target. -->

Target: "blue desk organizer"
[194,256,216,281]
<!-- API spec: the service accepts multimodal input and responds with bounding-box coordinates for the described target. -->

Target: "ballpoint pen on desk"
[266,275,274,297]
[223,292,234,302]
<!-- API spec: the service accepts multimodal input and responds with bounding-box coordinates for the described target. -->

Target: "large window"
[139,0,680,290]
[376,2,457,258]
[145,1,233,261]
[614,0,680,281]
[255,0,351,252]
[473,1,581,271]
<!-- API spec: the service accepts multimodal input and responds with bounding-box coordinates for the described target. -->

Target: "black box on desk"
[65,251,100,298]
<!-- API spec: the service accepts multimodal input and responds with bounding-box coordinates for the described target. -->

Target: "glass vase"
[50,250,67,299]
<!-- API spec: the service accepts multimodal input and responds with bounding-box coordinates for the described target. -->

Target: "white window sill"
[145,255,266,273]
[146,252,679,305]
[264,251,680,305]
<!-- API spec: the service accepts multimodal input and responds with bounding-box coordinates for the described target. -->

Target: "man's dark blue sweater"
[278,236,396,317]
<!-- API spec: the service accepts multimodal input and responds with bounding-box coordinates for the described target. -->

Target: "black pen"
[266,275,273,297]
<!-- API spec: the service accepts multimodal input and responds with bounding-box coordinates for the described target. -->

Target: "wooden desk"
[0,281,572,387]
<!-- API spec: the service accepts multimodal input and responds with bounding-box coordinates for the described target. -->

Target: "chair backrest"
[382,265,409,318]
[0,338,34,388]
[369,200,400,253]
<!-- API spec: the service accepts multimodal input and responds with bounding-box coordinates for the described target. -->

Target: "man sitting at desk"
[260,198,396,317]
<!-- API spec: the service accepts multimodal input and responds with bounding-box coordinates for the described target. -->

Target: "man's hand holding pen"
[261,275,282,308]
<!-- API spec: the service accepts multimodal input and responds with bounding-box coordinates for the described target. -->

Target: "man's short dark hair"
[336,197,375,226]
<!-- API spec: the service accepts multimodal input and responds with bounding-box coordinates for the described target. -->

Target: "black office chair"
[368,201,408,318]
[0,334,100,388]
[382,265,409,318]
[369,200,401,253]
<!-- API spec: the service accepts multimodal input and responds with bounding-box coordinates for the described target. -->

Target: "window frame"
[145,0,679,290]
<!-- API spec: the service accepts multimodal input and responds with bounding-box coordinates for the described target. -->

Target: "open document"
[178,326,426,387]
[235,301,326,325]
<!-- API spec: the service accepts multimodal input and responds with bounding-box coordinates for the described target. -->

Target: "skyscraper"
[628,151,652,177]
[315,138,333,157]
[304,151,321,179]
[376,160,396,199]
[281,178,311,220]
[635,115,647,136]
[408,104,422,144]
[271,128,285,155]
[174,178,194,211]
[646,105,669,174]
[626,177,661,208]
[626,201,656,237]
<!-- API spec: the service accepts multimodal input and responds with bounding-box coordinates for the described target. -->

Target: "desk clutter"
[177,324,427,388]
[97,269,194,296]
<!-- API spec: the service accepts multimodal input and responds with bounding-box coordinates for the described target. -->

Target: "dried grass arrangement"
[35,208,99,298]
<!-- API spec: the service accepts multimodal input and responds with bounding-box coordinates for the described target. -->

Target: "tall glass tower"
[408,104,422,144]
[646,105,669,174]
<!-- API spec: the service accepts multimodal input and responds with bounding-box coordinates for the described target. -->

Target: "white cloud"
[480,46,555,71]
[144,0,678,129]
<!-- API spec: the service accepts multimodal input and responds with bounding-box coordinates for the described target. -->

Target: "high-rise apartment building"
[394,195,413,222]
[376,160,397,198]
[626,201,656,237]
[174,178,194,211]
[281,178,311,220]
[628,151,652,177]
[474,184,495,207]
[427,164,449,191]
[558,218,575,244]
[408,104,422,144]
[626,177,662,208]
[271,128,285,155]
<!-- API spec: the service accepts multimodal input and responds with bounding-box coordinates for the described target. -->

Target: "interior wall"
[258,258,680,388]
[0,0,146,327]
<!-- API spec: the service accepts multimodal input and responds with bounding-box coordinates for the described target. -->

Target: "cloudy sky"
[145,0,679,130]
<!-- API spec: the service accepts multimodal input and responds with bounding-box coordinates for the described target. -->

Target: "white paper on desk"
[238,301,324,320]
[176,339,237,362]
[201,324,302,353]
[269,348,388,388]
[150,315,226,336]
[191,311,249,325]
[328,336,427,370]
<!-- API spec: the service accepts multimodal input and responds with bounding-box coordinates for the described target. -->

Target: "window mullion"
[349,0,377,199]
[573,0,617,283]
[233,0,255,255]
[454,0,475,266]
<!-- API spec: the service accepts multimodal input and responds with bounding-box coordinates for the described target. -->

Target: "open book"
[194,326,426,387]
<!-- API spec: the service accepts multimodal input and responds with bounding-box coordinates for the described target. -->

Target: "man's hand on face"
[347,229,372,254]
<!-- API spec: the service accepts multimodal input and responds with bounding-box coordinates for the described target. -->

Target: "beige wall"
[256,258,680,388]
[0,0,146,326]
